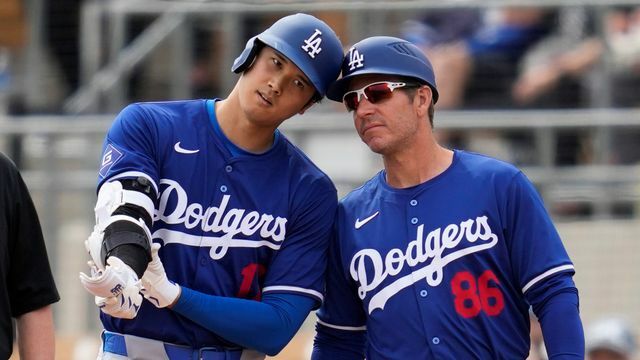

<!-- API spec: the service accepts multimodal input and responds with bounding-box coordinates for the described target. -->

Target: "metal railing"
[3,108,639,214]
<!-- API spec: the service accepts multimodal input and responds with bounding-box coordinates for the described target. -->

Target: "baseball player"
[78,13,344,359]
[312,36,584,359]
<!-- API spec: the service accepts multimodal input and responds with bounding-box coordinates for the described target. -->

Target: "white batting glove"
[94,289,142,320]
[80,256,143,319]
[141,243,181,308]
[80,256,140,297]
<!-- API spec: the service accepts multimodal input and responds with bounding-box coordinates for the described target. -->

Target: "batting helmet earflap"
[232,13,344,98]
[326,36,439,103]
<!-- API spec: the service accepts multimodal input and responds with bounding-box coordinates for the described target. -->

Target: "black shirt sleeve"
[1,153,60,318]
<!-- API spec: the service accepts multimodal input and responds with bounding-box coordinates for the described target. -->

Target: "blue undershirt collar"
[206,99,280,157]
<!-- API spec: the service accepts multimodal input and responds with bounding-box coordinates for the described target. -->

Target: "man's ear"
[415,86,433,117]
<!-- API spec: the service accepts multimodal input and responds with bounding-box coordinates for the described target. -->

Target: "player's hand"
[141,243,181,308]
[79,256,143,318]
[94,289,142,320]
[80,256,140,297]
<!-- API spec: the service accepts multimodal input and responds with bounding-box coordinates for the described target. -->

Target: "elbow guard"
[85,177,156,273]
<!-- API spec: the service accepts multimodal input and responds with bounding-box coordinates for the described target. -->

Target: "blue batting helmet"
[232,13,344,98]
[326,36,439,103]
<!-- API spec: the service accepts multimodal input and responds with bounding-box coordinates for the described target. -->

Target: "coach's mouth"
[361,122,384,136]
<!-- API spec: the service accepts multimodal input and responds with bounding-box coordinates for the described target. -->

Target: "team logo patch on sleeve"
[99,143,124,178]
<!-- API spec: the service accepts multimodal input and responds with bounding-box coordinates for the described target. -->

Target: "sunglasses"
[342,81,419,112]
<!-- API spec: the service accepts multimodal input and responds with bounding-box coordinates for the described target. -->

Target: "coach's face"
[238,46,316,128]
[348,74,432,155]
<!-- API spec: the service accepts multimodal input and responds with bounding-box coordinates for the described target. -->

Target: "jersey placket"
[193,157,236,288]
[405,194,446,357]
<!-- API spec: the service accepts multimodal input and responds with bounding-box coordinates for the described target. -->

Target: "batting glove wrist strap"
[141,243,181,308]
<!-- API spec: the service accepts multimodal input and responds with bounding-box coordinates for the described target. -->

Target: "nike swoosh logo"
[174,142,200,154]
[355,211,379,229]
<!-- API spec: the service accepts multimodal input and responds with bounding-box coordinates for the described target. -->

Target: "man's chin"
[365,141,387,155]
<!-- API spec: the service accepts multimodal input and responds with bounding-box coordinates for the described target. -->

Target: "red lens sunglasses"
[342,81,419,112]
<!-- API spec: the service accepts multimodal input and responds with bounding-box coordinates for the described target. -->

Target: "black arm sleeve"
[101,177,157,277]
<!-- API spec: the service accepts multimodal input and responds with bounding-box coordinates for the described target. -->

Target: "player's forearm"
[172,288,314,356]
[80,178,158,319]
[92,178,157,276]
[16,305,55,360]
[536,289,585,359]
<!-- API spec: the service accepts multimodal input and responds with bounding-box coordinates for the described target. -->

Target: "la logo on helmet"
[301,29,323,58]
[348,47,364,71]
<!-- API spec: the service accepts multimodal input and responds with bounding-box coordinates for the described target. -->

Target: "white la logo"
[348,47,364,71]
[301,29,323,58]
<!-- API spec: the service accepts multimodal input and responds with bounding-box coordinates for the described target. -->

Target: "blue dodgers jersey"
[97,99,337,347]
[318,150,575,359]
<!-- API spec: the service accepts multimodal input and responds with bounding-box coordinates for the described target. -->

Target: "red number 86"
[450,270,505,318]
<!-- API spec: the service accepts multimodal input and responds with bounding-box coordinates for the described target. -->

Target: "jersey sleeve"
[531,274,584,359]
[98,104,160,190]
[173,290,315,356]
[312,321,367,359]
[5,157,60,317]
[503,171,575,295]
[261,184,338,306]
[315,214,367,331]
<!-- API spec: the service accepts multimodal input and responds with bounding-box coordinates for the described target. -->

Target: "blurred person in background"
[0,152,60,359]
[512,7,604,109]
[511,7,603,168]
[403,7,554,110]
[402,7,555,165]
[0,0,27,107]
[605,6,640,165]
[0,0,28,166]
[512,6,640,165]
[606,6,640,108]
[400,9,482,51]
[586,316,637,360]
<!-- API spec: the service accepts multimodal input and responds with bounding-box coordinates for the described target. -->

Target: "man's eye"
[294,79,305,89]
[272,58,281,67]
